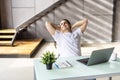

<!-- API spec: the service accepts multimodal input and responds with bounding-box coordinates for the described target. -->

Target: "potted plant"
[41,51,56,70]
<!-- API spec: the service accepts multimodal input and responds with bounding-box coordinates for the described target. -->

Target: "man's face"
[60,20,70,32]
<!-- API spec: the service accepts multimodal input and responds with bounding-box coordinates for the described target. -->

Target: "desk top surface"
[34,56,120,80]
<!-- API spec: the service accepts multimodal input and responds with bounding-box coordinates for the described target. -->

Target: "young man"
[45,19,96,80]
[45,19,88,57]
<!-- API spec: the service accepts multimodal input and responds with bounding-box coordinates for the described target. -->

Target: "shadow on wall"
[34,0,114,43]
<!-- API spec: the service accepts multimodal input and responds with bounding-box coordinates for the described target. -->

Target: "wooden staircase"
[0,29,16,46]
[0,0,68,46]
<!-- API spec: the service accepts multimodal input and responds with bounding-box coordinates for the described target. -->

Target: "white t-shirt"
[53,28,83,57]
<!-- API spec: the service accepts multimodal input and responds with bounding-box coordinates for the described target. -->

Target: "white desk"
[34,56,120,80]
[0,58,34,80]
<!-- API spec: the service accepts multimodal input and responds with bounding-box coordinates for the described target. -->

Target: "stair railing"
[11,0,68,46]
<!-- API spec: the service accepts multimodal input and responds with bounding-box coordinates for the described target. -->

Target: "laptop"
[77,47,114,66]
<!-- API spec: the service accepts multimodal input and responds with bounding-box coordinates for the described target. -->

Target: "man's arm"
[72,19,88,33]
[45,21,60,35]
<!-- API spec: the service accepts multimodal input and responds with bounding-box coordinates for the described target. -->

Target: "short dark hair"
[62,19,71,29]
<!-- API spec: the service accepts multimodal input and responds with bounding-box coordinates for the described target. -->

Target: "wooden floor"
[0,38,43,58]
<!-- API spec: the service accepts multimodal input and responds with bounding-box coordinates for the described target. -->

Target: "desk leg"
[109,77,112,80]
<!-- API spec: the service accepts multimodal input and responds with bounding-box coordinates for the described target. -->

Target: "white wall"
[35,0,59,14]
[12,0,35,27]
[11,0,58,28]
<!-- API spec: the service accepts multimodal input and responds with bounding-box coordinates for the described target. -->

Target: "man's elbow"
[45,22,53,29]
[45,21,51,27]
[84,19,88,23]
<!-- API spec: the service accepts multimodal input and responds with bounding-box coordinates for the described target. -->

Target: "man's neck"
[61,29,71,33]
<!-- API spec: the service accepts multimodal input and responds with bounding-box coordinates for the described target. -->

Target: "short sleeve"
[52,30,60,41]
[73,28,83,36]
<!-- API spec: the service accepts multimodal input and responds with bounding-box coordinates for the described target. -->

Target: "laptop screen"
[87,47,114,66]
[77,47,114,66]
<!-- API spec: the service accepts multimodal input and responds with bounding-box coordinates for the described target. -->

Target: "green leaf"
[41,51,56,64]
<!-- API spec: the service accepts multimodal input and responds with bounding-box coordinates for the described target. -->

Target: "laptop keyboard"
[77,58,89,65]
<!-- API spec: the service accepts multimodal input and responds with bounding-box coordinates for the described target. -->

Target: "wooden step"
[0,29,16,46]
[0,41,11,45]
[0,29,16,35]
[0,29,16,33]
[0,35,14,39]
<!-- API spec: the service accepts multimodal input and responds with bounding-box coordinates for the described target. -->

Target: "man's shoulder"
[72,28,81,33]
[72,28,83,36]
[53,30,61,37]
